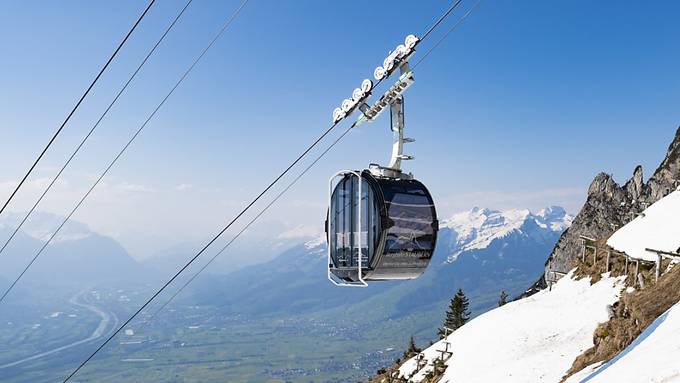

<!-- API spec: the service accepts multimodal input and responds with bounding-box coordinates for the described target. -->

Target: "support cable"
[0,0,156,218]
[0,0,194,259]
[420,0,463,40]
[0,0,248,307]
[413,0,483,69]
[143,0,484,328]
[62,0,474,380]
[141,121,357,330]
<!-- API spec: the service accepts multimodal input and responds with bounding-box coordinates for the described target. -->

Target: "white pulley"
[383,55,395,71]
[405,34,419,49]
[341,98,354,112]
[361,79,373,93]
[374,66,386,80]
[395,44,408,58]
[333,107,345,123]
[352,88,364,102]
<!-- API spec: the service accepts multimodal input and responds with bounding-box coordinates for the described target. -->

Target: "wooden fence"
[578,235,680,286]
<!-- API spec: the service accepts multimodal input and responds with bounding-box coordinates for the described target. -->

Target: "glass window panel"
[330,175,380,268]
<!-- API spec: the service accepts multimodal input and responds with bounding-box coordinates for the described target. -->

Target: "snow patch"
[398,271,625,382]
[278,224,322,240]
[566,301,680,383]
[607,189,680,262]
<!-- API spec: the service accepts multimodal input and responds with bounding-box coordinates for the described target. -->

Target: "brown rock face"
[525,127,680,295]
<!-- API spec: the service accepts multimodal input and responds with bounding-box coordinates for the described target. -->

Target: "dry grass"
[573,246,664,287]
[562,257,680,382]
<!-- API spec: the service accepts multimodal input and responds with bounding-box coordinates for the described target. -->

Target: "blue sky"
[0,0,679,258]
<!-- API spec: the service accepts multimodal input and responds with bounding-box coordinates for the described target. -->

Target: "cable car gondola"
[326,39,438,286]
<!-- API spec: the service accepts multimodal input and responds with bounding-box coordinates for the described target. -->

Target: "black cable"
[421,0,464,40]
[0,0,194,259]
[0,0,248,307]
[57,3,249,381]
[142,0,483,329]
[62,0,469,380]
[0,0,156,218]
[413,0,483,70]
[140,120,358,330]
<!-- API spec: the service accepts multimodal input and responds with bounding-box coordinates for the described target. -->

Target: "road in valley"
[0,290,119,369]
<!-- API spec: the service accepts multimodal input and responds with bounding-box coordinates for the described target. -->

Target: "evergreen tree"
[438,288,470,338]
[404,335,420,357]
[498,290,508,307]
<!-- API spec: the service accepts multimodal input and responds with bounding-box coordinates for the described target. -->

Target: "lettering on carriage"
[385,250,432,259]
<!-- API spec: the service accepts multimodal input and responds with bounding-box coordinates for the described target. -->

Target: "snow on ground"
[607,188,680,262]
[398,271,626,382]
[566,301,680,383]
[398,338,450,382]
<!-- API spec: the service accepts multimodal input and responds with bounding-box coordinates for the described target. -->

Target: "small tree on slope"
[404,335,420,358]
[498,290,508,307]
[438,288,470,338]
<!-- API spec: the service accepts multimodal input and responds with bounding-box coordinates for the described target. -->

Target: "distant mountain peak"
[0,211,93,243]
[304,235,326,254]
[441,207,572,262]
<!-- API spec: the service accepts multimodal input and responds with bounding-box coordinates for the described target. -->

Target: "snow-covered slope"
[398,271,626,382]
[607,188,680,261]
[441,206,572,262]
[566,301,680,383]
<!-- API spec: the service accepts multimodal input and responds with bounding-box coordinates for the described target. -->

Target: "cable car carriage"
[326,35,438,286]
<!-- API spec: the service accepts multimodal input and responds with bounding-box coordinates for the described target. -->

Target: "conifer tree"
[438,288,470,338]
[498,290,508,307]
[404,335,420,357]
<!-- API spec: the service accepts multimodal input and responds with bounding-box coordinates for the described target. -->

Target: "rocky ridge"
[528,127,680,293]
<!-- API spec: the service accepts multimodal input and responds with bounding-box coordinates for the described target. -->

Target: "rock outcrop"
[524,127,680,295]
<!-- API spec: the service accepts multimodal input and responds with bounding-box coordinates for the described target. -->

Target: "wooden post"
[656,254,662,282]
[606,250,611,272]
[635,260,640,284]
[625,256,629,274]
[593,247,598,265]
[581,240,586,262]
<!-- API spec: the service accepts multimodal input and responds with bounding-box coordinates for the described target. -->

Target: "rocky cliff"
[526,127,680,294]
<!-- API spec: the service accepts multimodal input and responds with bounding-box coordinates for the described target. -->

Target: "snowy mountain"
[191,206,570,324]
[396,271,627,382]
[542,127,680,287]
[0,212,93,243]
[385,171,680,383]
[440,206,572,262]
[0,212,148,291]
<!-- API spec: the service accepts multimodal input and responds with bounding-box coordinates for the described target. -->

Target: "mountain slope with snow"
[392,182,680,383]
[398,271,626,382]
[607,188,680,261]
[566,301,680,383]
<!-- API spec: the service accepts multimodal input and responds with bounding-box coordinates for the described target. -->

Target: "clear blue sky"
[0,0,679,258]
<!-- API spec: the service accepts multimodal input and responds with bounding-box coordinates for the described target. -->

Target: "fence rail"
[575,236,679,286]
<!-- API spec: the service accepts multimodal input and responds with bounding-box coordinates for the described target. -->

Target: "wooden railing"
[576,235,680,287]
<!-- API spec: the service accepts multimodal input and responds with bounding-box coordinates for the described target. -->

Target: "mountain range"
[0,212,148,297]
[189,206,572,324]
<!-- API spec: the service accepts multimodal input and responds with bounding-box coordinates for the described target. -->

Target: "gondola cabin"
[326,33,437,286]
[326,169,438,286]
